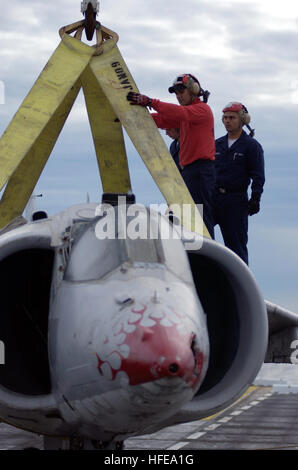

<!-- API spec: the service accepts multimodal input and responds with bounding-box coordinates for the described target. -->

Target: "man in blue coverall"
[165,128,181,172]
[213,102,265,265]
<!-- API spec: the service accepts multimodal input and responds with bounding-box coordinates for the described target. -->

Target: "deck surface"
[1,364,298,451]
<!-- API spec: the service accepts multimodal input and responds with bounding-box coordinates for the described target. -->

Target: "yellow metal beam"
[81,66,131,194]
[88,42,210,237]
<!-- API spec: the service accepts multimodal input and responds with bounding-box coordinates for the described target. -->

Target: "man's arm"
[127,92,211,127]
[247,140,265,215]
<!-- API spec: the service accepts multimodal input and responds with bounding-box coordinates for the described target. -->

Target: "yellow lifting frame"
[0,20,210,238]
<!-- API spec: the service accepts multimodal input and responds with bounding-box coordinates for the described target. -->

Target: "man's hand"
[248,192,261,216]
[127,92,152,107]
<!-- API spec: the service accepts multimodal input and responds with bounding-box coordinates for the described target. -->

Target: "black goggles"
[169,83,187,93]
[174,84,187,92]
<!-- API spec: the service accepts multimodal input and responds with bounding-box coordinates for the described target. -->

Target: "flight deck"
[0,364,297,451]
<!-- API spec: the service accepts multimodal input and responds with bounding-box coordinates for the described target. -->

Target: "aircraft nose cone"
[96,313,205,391]
[136,325,204,388]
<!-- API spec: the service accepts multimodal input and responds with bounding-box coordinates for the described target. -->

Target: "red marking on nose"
[97,319,204,389]
[141,328,154,341]
[124,324,204,388]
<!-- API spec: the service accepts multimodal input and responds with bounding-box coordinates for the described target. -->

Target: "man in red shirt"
[127,74,216,238]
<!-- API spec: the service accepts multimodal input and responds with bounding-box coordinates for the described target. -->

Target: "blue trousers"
[181,159,216,239]
[213,192,249,265]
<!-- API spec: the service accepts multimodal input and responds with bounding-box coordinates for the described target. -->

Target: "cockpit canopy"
[64,205,193,283]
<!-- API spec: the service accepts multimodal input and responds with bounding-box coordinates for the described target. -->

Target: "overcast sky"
[0,0,298,311]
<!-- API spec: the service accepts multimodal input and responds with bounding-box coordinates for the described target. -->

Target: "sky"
[0,0,297,312]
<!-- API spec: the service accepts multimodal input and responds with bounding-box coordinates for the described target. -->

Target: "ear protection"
[240,105,251,126]
[182,74,201,96]
[169,74,210,103]
[222,102,251,125]
[169,74,201,96]
[222,102,254,136]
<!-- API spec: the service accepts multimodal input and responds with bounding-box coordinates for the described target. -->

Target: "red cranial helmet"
[222,102,251,125]
[222,102,255,136]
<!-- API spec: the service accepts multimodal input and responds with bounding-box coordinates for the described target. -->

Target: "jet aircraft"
[0,1,297,450]
[0,198,286,450]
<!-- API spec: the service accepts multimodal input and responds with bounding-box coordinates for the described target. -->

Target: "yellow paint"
[203,386,257,421]
[0,80,81,226]
[81,66,131,194]
[0,35,94,228]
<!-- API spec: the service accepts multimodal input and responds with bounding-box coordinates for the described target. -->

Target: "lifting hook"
[59,1,118,56]
[81,1,99,41]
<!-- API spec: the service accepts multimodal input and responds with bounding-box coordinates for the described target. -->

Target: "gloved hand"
[127,92,152,108]
[248,192,261,216]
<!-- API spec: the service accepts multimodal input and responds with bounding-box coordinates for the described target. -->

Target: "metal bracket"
[81,0,99,14]
[80,1,100,40]
[59,20,118,55]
